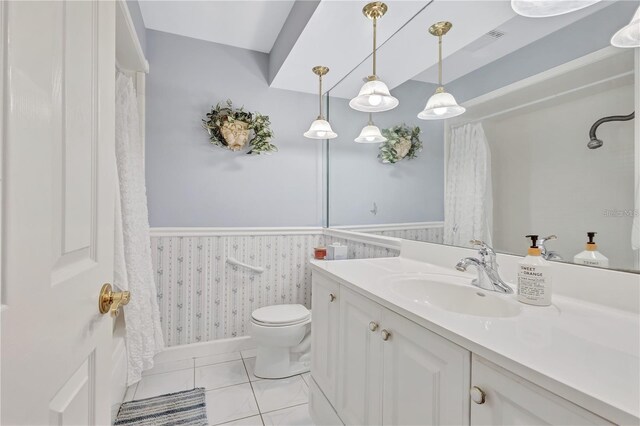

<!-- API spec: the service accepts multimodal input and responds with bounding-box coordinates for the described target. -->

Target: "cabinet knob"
[381,329,391,341]
[329,293,336,302]
[470,386,486,404]
[369,321,379,332]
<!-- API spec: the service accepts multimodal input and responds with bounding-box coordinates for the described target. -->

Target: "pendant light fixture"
[611,5,640,48]
[349,2,399,113]
[511,0,600,17]
[418,21,465,120]
[355,113,387,143]
[304,66,338,140]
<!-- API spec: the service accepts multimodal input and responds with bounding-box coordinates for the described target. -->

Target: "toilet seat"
[251,304,310,327]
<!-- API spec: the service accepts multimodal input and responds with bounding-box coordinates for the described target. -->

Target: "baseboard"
[154,336,256,363]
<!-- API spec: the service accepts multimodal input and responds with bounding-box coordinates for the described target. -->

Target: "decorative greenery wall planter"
[202,100,277,155]
[378,124,422,163]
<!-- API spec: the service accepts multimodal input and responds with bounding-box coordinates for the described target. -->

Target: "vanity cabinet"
[314,280,471,425]
[381,308,470,425]
[470,356,611,425]
[310,270,619,426]
[310,273,340,405]
[336,286,384,425]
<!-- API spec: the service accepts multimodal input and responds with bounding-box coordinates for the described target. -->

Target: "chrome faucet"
[456,240,513,294]
[538,235,563,261]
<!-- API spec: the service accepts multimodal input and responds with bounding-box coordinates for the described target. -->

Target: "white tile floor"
[124,351,315,426]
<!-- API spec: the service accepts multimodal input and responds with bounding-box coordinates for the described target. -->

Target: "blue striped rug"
[115,388,208,426]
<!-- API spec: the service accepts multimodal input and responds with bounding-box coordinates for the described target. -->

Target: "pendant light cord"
[318,73,323,119]
[372,17,377,78]
[438,34,442,87]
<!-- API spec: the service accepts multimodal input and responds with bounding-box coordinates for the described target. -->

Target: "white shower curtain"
[115,72,165,386]
[444,122,493,247]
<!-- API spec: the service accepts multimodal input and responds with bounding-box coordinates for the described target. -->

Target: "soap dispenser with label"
[517,234,552,306]
[573,232,609,268]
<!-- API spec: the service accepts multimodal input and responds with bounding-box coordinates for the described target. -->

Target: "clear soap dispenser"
[573,232,609,268]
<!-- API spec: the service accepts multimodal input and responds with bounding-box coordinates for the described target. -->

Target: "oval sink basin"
[388,275,521,318]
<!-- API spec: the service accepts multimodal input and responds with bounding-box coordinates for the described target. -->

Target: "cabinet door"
[471,356,612,425]
[336,287,383,425]
[381,309,471,425]
[311,273,341,405]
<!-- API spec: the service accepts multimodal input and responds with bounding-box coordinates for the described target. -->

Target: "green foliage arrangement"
[378,124,422,164]
[202,99,277,155]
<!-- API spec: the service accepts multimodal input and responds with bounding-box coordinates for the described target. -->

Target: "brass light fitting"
[312,65,329,76]
[363,1,387,20]
[363,1,388,79]
[304,66,337,139]
[349,1,398,112]
[428,21,452,37]
[417,20,465,120]
[312,66,329,120]
[429,21,453,87]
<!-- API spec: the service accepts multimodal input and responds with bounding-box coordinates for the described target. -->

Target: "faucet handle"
[538,235,557,251]
[469,240,496,255]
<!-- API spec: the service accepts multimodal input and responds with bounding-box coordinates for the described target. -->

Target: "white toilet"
[249,304,311,379]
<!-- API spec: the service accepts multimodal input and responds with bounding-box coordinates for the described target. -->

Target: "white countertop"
[311,256,640,425]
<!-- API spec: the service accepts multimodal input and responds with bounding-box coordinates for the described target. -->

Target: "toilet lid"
[251,304,310,325]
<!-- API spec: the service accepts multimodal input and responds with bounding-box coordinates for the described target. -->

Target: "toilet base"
[253,346,310,379]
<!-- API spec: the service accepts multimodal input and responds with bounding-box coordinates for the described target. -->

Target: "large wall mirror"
[326,0,639,273]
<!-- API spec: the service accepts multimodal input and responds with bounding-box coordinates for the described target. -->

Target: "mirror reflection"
[327,0,639,272]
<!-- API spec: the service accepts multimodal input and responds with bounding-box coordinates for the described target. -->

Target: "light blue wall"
[145,30,323,227]
[328,80,445,226]
[126,0,146,57]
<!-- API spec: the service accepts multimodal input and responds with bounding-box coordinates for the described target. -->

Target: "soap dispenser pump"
[517,234,552,306]
[573,232,609,268]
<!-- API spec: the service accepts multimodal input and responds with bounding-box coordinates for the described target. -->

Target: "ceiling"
[268,0,431,96]
[411,1,613,85]
[138,0,295,53]
[137,0,631,98]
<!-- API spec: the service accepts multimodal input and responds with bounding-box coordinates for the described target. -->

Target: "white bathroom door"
[1,1,117,425]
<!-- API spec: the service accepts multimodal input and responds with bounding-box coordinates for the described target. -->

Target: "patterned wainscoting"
[150,229,398,347]
[369,226,444,244]
[323,234,400,259]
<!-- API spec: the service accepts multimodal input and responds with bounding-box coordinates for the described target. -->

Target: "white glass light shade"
[304,119,338,139]
[354,124,387,143]
[418,90,465,120]
[611,7,640,48]
[349,80,399,112]
[511,0,601,17]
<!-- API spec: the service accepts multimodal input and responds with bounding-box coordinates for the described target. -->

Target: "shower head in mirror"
[587,137,603,150]
[587,112,635,150]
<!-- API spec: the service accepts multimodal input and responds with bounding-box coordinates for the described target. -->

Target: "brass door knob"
[369,321,379,332]
[329,293,336,302]
[470,386,486,404]
[381,329,391,341]
[99,283,131,317]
